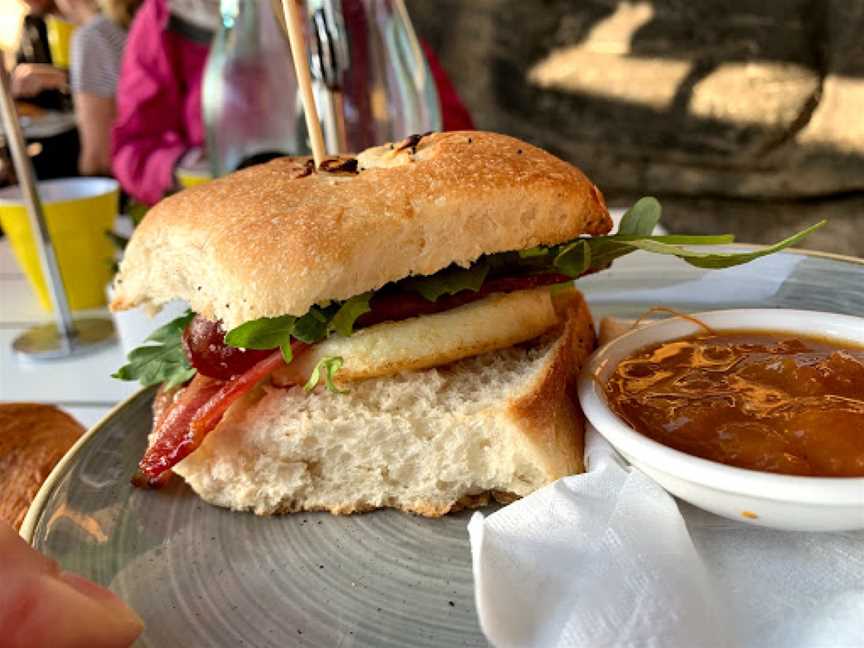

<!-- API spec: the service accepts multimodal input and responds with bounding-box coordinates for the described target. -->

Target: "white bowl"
[577,309,864,532]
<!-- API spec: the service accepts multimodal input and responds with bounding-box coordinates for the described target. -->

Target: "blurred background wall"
[408,0,864,256]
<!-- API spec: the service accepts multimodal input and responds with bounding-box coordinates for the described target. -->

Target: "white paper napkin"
[469,428,864,648]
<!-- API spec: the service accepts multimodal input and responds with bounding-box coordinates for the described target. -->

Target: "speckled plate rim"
[20,386,154,543]
[21,245,864,544]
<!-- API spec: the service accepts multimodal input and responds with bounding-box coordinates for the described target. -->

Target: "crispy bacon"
[189,344,306,438]
[133,375,225,487]
[134,343,308,486]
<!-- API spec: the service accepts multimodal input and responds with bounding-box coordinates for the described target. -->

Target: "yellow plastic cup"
[45,15,77,69]
[176,164,212,188]
[0,178,119,311]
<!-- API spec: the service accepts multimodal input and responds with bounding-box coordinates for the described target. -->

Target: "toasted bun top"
[111,131,610,329]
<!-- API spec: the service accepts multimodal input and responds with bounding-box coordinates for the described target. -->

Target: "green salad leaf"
[623,222,824,269]
[224,314,297,363]
[304,356,346,393]
[399,264,490,302]
[518,246,549,259]
[222,294,371,362]
[112,311,196,388]
[617,196,662,236]
[533,197,824,278]
[553,239,593,276]
[330,293,372,337]
[292,308,332,343]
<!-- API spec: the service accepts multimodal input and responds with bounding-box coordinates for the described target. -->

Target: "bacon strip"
[189,343,306,438]
[135,342,307,486]
[133,375,225,487]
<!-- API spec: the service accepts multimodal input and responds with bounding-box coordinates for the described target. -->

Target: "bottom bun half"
[171,289,596,517]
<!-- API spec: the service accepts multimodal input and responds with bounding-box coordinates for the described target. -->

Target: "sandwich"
[111,131,820,517]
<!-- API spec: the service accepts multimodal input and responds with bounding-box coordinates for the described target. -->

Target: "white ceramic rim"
[578,308,864,506]
[0,177,119,206]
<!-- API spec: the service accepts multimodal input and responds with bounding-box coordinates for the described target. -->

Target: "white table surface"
[0,240,136,429]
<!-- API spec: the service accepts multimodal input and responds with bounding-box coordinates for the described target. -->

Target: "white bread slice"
[171,289,595,517]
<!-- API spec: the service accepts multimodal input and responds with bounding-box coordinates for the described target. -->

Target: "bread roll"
[111,131,610,329]
[0,404,83,530]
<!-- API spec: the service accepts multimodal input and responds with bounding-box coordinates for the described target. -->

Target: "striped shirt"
[70,15,128,97]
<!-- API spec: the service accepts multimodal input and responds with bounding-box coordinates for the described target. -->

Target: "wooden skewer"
[281,0,327,168]
[393,0,426,92]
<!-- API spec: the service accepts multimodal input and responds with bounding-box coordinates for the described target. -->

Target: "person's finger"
[0,524,143,648]
[0,521,54,573]
[0,569,144,648]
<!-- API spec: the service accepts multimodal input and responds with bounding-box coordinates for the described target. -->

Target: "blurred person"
[110,0,215,205]
[0,521,143,647]
[112,0,473,206]
[10,0,80,179]
[58,0,143,175]
[11,0,69,108]
[9,62,68,101]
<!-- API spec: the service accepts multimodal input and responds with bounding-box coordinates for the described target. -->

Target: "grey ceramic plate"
[23,249,864,647]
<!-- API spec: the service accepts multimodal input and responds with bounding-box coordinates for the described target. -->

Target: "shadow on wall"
[408,0,864,200]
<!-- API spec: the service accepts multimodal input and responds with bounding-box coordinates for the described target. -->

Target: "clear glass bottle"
[203,0,442,176]
[306,0,442,153]
[203,0,304,177]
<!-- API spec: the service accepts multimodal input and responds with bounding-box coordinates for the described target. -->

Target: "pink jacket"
[112,0,473,206]
[112,0,208,206]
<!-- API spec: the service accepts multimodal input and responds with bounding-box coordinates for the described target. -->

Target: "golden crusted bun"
[0,404,84,530]
[111,131,610,329]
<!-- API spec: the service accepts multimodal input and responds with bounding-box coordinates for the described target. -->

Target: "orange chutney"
[605,331,864,477]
